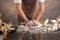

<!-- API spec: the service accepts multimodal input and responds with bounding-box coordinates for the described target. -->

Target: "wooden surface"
[4,31,60,40]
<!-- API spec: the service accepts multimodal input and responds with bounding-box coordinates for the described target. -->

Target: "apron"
[18,0,40,24]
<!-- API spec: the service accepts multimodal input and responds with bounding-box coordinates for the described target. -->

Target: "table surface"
[0,31,60,40]
[6,31,60,40]
[0,25,60,40]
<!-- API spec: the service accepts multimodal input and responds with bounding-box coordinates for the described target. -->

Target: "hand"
[26,20,40,26]
[32,20,40,26]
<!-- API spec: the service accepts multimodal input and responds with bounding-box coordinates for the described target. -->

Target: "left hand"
[32,20,40,26]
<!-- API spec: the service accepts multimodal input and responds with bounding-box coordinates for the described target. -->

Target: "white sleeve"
[14,0,22,3]
[38,0,45,2]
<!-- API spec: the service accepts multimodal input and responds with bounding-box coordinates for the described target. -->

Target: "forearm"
[32,4,39,19]
[16,3,29,23]
[35,2,45,21]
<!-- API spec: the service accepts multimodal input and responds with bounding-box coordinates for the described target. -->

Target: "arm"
[32,3,40,20]
[15,3,29,23]
[31,2,45,26]
[35,2,45,21]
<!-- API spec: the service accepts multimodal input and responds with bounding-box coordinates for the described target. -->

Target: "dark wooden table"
[5,30,60,40]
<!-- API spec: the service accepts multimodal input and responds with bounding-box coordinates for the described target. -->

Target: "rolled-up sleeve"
[38,0,45,2]
[14,0,22,3]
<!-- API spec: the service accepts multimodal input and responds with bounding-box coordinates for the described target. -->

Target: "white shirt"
[14,0,45,3]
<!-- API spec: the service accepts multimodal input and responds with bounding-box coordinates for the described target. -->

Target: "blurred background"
[0,0,60,24]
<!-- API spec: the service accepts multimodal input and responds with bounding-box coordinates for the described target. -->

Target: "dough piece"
[43,19,49,26]
[26,20,34,26]
[0,19,2,27]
